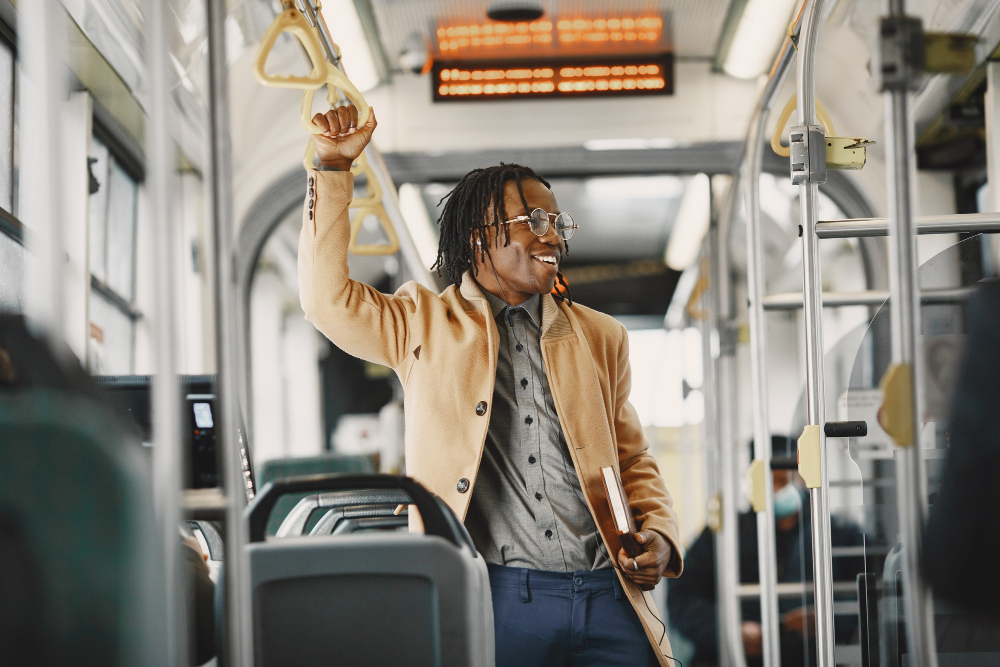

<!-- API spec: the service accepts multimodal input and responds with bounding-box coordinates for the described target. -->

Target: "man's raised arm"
[298,104,416,369]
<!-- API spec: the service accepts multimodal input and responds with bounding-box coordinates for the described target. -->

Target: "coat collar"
[458,271,573,340]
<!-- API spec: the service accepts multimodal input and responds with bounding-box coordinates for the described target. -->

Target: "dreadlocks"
[431,163,569,300]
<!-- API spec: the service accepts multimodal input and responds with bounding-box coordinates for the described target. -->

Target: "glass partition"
[803,235,998,667]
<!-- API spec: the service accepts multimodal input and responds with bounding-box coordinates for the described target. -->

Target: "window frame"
[87,115,145,373]
[0,28,20,247]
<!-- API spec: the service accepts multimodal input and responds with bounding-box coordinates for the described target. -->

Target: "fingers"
[336,105,353,131]
[618,546,664,589]
[322,108,342,136]
[349,104,359,128]
[312,112,330,134]
[358,106,378,141]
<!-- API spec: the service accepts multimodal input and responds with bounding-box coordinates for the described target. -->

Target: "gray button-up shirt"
[464,289,610,572]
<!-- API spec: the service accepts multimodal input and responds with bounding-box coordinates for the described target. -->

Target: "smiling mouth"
[533,255,559,269]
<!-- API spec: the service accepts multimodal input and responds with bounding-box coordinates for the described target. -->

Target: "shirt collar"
[481,288,542,327]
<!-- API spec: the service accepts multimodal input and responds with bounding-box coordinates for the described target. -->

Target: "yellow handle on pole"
[350,204,400,256]
[256,0,399,255]
[300,68,371,134]
[770,94,837,158]
[252,4,327,89]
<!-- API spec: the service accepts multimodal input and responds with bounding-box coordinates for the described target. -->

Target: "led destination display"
[432,54,673,101]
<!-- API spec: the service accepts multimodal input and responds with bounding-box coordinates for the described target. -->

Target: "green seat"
[256,453,377,537]
[0,389,164,666]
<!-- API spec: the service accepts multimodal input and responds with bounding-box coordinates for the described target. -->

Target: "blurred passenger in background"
[667,436,864,666]
[922,280,1000,645]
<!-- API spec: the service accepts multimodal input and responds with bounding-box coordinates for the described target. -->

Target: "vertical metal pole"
[795,2,836,666]
[883,2,939,665]
[711,181,749,667]
[206,0,253,663]
[985,62,1000,275]
[147,0,185,663]
[744,108,782,667]
[20,0,65,344]
[697,250,726,663]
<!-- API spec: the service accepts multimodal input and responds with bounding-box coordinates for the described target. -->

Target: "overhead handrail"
[255,0,399,255]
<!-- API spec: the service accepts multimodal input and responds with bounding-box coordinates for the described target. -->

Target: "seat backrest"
[255,453,377,536]
[0,389,165,666]
[246,474,494,667]
[275,488,409,537]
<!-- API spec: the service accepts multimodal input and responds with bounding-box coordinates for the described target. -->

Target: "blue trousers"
[487,564,660,667]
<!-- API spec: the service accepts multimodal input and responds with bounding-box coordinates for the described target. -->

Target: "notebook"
[600,466,643,558]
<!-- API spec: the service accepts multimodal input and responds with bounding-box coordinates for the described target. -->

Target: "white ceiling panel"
[370,0,734,67]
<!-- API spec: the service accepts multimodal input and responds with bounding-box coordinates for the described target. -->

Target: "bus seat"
[255,453,377,537]
[246,474,494,667]
[0,384,164,664]
[275,488,409,537]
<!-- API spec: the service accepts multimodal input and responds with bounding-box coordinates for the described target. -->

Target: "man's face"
[473,179,566,305]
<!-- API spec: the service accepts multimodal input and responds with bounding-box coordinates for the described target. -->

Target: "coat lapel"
[539,299,614,457]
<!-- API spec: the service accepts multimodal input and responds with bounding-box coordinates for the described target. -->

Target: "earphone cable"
[597,540,683,667]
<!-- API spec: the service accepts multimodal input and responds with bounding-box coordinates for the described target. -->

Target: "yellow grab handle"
[351,161,383,207]
[253,5,327,89]
[349,204,399,256]
[300,69,371,134]
[770,94,836,158]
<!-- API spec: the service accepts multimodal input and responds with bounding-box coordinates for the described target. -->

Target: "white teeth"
[535,256,557,265]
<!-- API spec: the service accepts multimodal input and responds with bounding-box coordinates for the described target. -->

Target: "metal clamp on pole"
[790,125,828,185]
[748,460,767,513]
[878,15,925,92]
[879,363,915,446]
[797,425,822,489]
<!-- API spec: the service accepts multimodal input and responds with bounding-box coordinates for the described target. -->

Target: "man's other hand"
[617,530,672,591]
[311,103,377,171]
[741,621,763,657]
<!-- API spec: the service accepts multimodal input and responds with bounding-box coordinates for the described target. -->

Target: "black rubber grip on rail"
[825,421,868,438]
[770,456,799,470]
[247,473,460,546]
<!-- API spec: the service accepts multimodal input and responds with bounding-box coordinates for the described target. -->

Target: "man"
[299,103,683,666]
[667,438,863,667]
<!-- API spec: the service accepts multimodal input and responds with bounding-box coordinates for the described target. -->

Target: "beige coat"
[299,169,683,665]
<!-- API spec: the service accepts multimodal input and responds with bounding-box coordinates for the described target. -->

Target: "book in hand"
[600,466,643,559]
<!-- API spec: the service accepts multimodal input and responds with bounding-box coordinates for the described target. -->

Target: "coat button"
[457,478,470,493]
[308,177,314,187]
[476,401,487,416]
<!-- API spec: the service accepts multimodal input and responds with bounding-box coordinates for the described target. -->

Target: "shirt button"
[535,492,542,500]
[516,343,523,352]
[528,455,536,464]
[525,416,533,425]
[521,378,528,389]
[476,401,487,416]
[545,529,552,538]
[457,478,470,493]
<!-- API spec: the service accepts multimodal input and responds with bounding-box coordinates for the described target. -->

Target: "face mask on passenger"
[773,482,801,519]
